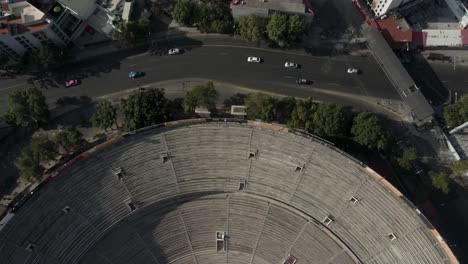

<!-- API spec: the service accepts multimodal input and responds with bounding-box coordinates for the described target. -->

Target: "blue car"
[128,71,144,79]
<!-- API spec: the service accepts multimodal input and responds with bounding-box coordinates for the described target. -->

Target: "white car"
[347,68,359,74]
[284,62,298,68]
[247,56,261,63]
[168,48,181,55]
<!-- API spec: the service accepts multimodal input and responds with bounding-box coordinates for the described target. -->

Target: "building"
[0,0,134,61]
[361,24,434,126]
[444,0,468,28]
[230,0,314,23]
[367,0,417,17]
[0,1,65,61]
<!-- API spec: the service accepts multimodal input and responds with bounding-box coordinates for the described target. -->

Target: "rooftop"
[375,17,413,45]
[422,29,463,46]
[0,1,47,35]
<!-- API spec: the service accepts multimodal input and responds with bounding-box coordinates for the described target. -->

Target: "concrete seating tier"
[52,157,131,232]
[0,122,452,264]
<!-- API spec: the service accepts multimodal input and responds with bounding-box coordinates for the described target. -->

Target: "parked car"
[284,62,298,68]
[128,71,144,79]
[168,48,181,55]
[347,68,359,74]
[295,78,312,84]
[247,56,262,63]
[65,79,80,87]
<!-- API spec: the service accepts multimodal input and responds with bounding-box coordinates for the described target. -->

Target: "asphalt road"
[0,44,401,114]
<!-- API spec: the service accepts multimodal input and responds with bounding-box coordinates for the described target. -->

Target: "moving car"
[128,71,144,79]
[247,56,262,63]
[347,68,359,74]
[284,62,298,68]
[168,48,181,55]
[65,79,80,87]
[295,78,312,84]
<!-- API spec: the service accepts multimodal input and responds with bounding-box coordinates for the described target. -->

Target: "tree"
[121,88,169,130]
[223,93,248,108]
[55,128,88,153]
[183,81,218,112]
[29,135,58,162]
[449,160,468,177]
[91,100,118,131]
[20,44,68,71]
[245,93,278,122]
[288,97,317,131]
[112,21,149,48]
[287,15,306,43]
[0,53,13,75]
[266,12,289,47]
[428,171,450,194]
[276,96,296,124]
[3,87,49,126]
[443,94,468,127]
[312,103,350,137]
[196,1,233,33]
[397,147,417,170]
[16,147,43,182]
[173,0,196,26]
[238,15,268,42]
[16,134,58,182]
[351,112,388,151]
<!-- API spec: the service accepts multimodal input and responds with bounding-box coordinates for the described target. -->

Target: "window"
[32,31,52,44]
[0,41,20,60]
[14,36,37,51]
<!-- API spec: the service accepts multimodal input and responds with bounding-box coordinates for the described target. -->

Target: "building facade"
[368,0,416,17]
[0,0,132,61]
[0,1,65,61]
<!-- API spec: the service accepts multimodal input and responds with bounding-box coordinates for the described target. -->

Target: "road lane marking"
[283,76,295,79]
[0,83,27,91]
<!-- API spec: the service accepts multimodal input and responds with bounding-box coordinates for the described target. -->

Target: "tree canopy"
[397,147,417,171]
[112,21,150,48]
[275,96,297,124]
[173,0,233,33]
[16,147,43,182]
[20,44,69,71]
[173,0,197,26]
[449,160,468,177]
[238,15,268,42]
[223,93,247,108]
[3,87,49,126]
[267,13,306,47]
[91,100,118,131]
[16,135,58,182]
[312,103,350,137]
[55,128,88,154]
[443,94,468,127]
[245,93,278,122]
[428,171,450,194]
[183,81,219,112]
[287,97,317,131]
[121,88,169,130]
[351,112,388,151]
[30,134,58,162]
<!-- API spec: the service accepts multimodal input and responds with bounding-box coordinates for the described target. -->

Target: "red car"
[65,79,80,87]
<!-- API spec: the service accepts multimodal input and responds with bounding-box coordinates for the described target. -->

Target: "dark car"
[296,78,312,84]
